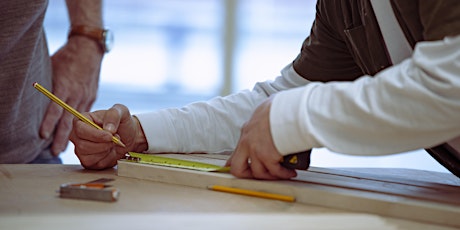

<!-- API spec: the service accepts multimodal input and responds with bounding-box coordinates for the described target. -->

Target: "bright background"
[44,0,449,173]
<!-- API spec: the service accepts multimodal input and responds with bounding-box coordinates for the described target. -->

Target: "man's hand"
[39,36,103,156]
[70,104,147,169]
[226,97,297,180]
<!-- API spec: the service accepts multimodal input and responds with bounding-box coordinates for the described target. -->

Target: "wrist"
[68,25,113,53]
[67,35,104,57]
[132,116,148,153]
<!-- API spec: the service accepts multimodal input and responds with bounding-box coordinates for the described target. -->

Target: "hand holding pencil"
[34,82,149,169]
[35,83,148,169]
[33,82,126,148]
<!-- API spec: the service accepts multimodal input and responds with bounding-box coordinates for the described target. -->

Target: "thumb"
[103,104,131,134]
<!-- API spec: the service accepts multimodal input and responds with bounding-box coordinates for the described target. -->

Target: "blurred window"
[45,0,314,97]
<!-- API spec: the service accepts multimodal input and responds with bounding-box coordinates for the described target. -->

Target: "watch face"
[103,30,114,52]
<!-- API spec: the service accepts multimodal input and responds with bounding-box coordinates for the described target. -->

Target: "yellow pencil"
[207,185,295,202]
[33,82,126,148]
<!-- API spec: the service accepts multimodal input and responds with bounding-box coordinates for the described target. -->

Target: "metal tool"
[59,178,119,202]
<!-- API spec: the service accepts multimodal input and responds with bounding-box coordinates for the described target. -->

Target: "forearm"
[272,36,460,156]
[132,116,149,153]
[65,0,103,27]
[135,63,309,153]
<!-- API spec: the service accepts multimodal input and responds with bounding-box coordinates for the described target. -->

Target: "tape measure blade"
[212,166,231,173]
[128,152,228,172]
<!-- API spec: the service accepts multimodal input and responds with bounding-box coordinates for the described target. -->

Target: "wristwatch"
[68,25,114,53]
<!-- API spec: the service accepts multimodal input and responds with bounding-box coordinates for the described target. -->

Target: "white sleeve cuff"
[134,111,179,153]
[270,85,320,156]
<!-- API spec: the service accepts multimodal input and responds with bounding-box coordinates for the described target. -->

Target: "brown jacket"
[292,0,460,177]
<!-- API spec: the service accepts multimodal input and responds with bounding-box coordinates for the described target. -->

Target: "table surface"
[0,164,459,230]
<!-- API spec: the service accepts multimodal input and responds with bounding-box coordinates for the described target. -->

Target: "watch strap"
[68,25,107,53]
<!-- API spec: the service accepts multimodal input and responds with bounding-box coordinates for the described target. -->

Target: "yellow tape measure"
[125,152,230,172]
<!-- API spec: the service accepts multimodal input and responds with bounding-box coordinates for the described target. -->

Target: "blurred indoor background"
[44,0,448,173]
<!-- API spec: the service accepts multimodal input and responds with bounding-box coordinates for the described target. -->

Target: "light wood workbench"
[0,164,458,230]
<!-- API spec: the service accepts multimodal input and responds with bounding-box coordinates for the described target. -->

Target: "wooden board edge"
[117,160,460,228]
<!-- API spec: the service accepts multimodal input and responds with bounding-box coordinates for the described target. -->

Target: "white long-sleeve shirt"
[135,35,460,156]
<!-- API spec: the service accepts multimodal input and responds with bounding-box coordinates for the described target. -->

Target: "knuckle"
[61,118,73,130]
[230,168,246,178]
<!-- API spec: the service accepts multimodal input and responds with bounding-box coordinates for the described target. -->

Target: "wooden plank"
[117,157,460,228]
[292,170,460,205]
[0,213,398,230]
[125,153,460,200]
[309,167,460,187]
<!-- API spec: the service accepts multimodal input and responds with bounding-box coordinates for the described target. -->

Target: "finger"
[73,118,113,144]
[50,95,80,155]
[76,97,91,115]
[73,135,114,157]
[77,148,113,169]
[77,88,96,113]
[248,156,279,180]
[251,151,297,180]
[103,104,129,134]
[73,133,115,169]
[50,111,73,155]
[90,150,123,170]
[39,82,73,139]
[229,145,253,179]
[49,95,80,155]
[75,132,127,170]
[225,154,233,167]
[265,161,297,180]
[39,99,64,139]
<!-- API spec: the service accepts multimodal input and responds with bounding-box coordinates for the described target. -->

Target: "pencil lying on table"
[208,185,296,202]
[33,82,126,148]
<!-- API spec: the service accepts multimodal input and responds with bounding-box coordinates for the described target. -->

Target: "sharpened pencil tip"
[114,137,126,148]
[118,141,126,148]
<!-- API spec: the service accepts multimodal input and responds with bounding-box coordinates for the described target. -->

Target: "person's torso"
[0,0,53,163]
[292,0,460,177]
[293,0,460,80]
